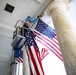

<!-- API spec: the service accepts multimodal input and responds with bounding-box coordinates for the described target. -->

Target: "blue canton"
[35,19,56,39]
[24,29,39,51]
[14,48,23,59]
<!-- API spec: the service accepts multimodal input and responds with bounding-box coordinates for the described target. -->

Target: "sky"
[39,0,76,75]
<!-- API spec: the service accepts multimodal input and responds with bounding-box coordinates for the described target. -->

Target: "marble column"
[46,0,76,75]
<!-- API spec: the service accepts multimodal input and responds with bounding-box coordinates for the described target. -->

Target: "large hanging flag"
[34,19,63,61]
[24,29,45,75]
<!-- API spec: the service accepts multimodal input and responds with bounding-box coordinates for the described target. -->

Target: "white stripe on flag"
[18,63,23,75]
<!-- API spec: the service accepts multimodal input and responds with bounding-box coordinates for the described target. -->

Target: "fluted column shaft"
[47,0,76,75]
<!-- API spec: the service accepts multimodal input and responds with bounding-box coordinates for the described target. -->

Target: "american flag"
[40,48,49,61]
[33,19,63,61]
[24,29,45,75]
[11,49,23,75]
[15,49,23,63]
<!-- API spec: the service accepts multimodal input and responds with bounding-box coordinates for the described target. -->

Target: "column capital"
[45,0,72,15]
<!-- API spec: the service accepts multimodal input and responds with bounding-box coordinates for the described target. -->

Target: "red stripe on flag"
[41,53,49,60]
[16,57,23,63]
[30,65,33,75]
